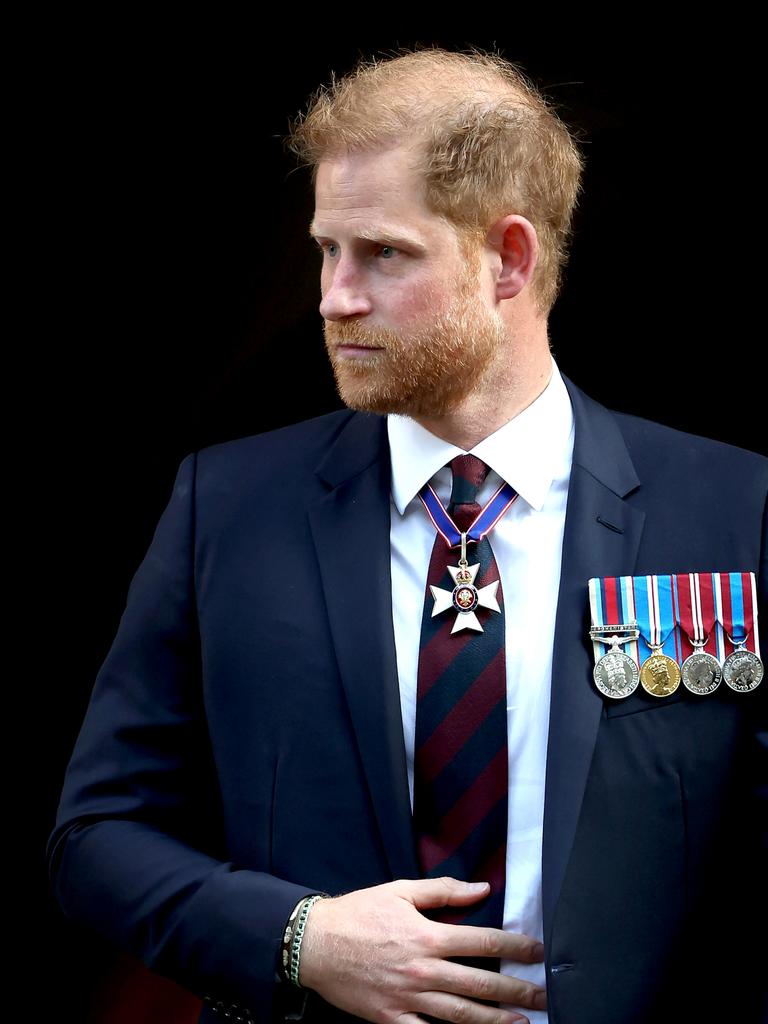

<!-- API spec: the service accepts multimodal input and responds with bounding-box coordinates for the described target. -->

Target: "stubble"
[323,274,505,418]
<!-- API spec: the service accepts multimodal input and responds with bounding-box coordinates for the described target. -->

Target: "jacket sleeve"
[46,452,315,1022]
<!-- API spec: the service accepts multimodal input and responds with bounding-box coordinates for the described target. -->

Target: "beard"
[322,278,506,419]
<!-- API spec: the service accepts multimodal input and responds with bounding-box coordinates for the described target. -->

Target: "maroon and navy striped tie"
[413,454,509,940]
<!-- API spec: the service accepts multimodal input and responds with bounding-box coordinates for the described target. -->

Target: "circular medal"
[640,653,681,697]
[681,651,722,695]
[593,650,640,699]
[452,582,479,613]
[722,649,764,692]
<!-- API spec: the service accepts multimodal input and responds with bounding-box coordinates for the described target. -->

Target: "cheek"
[389,277,455,320]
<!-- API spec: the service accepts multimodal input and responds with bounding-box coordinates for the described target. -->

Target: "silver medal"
[723,647,764,692]
[590,623,641,699]
[681,649,722,695]
[594,650,641,699]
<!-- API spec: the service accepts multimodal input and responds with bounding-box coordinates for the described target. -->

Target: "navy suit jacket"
[48,375,767,1023]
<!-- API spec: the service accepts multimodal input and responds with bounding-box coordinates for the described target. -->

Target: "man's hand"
[298,877,547,1024]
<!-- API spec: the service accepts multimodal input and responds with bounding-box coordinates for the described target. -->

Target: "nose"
[319,262,373,321]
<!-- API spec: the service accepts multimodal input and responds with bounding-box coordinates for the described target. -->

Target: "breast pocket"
[603,683,688,717]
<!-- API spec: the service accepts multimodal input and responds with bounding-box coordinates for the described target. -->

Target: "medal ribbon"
[674,572,717,658]
[418,479,518,548]
[588,575,640,667]
[716,571,759,654]
[634,574,679,661]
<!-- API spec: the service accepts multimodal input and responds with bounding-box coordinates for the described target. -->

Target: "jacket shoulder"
[610,407,768,486]
[194,408,360,480]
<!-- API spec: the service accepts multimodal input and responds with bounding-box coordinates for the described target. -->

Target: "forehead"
[311,144,454,247]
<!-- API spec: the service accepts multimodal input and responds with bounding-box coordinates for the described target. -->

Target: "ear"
[486,215,539,301]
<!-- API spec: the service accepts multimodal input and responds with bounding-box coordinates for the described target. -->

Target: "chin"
[332,362,466,418]
[336,386,458,419]
[337,391,403,415]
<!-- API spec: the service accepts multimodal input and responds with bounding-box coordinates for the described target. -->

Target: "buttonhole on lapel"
[550,963,574,974]
[596,515,623,534]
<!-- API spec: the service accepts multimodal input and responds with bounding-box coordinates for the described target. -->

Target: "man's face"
[311,145,505,418]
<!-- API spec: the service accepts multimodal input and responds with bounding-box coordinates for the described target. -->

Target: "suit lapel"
[542,376,646,944]
[308,412,419,881]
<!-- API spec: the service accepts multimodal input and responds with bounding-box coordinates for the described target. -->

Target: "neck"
[413,339,554,450]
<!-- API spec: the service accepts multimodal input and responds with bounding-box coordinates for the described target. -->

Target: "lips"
[336,344,383,350]
[324,321,389,355]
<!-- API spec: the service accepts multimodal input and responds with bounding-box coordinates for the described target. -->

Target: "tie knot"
[449,454,490,510]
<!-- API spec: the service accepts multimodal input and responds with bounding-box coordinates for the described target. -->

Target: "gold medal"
[636,576,681,697]
[640,649,681,697]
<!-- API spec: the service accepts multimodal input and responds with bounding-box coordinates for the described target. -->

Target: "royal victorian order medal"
[418,476,517,635]
[429,541,501,634]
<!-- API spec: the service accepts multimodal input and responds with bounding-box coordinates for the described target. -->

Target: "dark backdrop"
[30,26,764,1021]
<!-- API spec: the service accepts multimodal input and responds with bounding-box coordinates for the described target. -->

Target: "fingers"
[410,990,531,1023]
[394,876,492,909]
[297,878,546,1024]
[432,923,545,964]
[426,962,548,1013]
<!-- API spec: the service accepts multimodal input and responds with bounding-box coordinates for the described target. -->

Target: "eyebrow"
[308,223,427,253]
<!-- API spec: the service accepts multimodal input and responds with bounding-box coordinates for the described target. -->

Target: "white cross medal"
[430,531,501,633]
[418,478,518,635]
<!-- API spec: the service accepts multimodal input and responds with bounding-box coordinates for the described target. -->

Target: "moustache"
[324,320,396,348]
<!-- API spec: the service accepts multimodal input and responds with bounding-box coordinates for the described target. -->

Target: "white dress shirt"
[387,356,574,1023]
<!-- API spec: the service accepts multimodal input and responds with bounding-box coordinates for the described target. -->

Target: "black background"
[27,22,764,1020]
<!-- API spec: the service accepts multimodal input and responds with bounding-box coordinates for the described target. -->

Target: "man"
[48,48,766,1024]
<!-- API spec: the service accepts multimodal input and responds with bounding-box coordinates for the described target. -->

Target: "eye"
[315,241,339,258]
[378,245,396,259]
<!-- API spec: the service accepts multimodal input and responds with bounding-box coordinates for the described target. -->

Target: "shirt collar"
[387,356,574,515]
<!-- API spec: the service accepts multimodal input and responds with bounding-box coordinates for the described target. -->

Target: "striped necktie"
[413,453,509,933]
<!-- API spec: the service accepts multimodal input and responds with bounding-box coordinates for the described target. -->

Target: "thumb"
[394,876,490,909]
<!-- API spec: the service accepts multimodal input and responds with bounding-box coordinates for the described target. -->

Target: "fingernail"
[466,881,489,892]
[532,941,545,959]
[533,990,548,1010]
